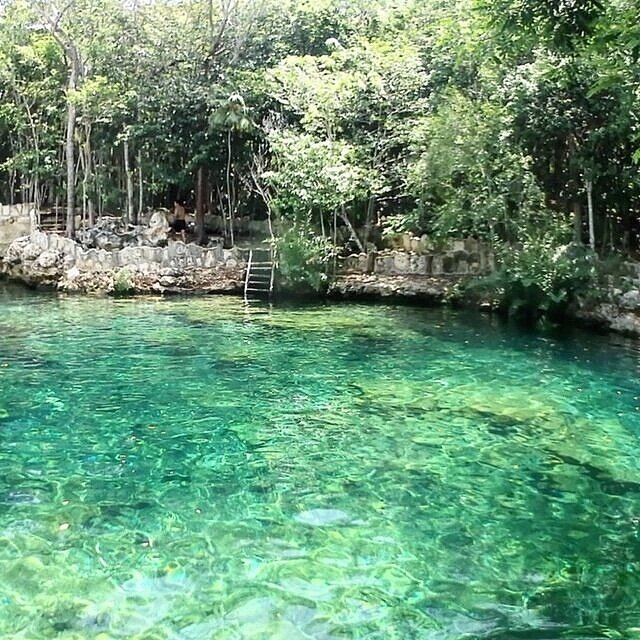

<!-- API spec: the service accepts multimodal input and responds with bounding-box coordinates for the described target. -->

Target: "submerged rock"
[294,508,352,527]
[78,571,192,637]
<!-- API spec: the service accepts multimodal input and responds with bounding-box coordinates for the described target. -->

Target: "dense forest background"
[1,0,639,287]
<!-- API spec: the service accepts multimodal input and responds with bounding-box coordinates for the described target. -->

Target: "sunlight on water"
[1,284,640,639]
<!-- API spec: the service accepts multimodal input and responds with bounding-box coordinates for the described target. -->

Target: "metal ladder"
[244,248,275,299]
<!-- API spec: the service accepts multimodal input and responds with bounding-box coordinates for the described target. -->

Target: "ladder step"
[244,249,275,299]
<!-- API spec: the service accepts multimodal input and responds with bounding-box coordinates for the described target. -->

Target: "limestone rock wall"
[2,230,246,294]
[579,263,640,337]
[339,238,493,277]
[0,204,34,257]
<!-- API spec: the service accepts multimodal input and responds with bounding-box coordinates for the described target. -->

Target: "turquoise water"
[1,284,640,639]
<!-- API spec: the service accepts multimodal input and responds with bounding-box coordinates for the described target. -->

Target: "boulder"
[145,211,169,246]
[33,250,60,270]
[619,289,640,311]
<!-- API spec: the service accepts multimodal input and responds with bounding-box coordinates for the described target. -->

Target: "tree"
[210,93,253,246]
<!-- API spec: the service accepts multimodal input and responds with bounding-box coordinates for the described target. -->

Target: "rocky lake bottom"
[1,286,640,639]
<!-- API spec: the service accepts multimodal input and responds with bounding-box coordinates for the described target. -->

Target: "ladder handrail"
[244,249,253,299]
[269,248,276,296]
[245,246,276,300]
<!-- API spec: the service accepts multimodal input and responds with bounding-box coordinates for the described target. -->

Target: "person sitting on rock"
[170,200,187,242]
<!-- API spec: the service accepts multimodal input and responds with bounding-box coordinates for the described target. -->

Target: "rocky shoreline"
[328,273,462,302]
[1,231,245,295]
[330,272,640,338]
[572,302,640,338]
[3,230,640,339]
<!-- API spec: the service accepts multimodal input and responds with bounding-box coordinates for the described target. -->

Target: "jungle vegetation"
[0,0,639,311]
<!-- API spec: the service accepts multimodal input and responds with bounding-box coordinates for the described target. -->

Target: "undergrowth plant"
[276,225,338,293]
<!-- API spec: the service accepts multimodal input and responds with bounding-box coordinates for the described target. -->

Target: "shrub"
[495,233,597,318]
[276,224,338,293]
[113,268,135,297]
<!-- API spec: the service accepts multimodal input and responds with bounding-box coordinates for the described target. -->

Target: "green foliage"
[267,130,371,222]
[380,211,423,237]
[276,224,337,292]
[407,91,547,240]
[0,0,638,289]
[113,268,134,296]
[470,229,599,318]
[476,0,606,52]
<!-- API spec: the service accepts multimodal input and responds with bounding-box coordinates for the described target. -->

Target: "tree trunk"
[97,149,103,220]
[333,208,338,274]
[84,123,95,227]
[339,207,364,253]
[137,150,143,223]
[124,136,134,224]
[9,168,15,206]
[572,200,582,244]
[226,129,234,247]
[65,47,78,238]
[80,153,87,228]
[567,134,581,244]
[196,165,208,245]
[19,95,40,211]
[79,128,87,228]
[586,178,595,251]
[363,194,376,250]
[217,186,227,238]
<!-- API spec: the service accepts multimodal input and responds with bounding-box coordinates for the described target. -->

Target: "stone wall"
[30,230,243,271]
[2,230,246,294]
[0,204,34,257]
[339,238,493,277]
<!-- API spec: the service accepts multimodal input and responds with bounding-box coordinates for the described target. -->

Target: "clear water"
[1,284,640,640]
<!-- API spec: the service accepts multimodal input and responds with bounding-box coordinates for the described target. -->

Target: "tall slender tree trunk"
[586,178,595,251]
[226,129,234,247]
[572,200,582,244]
[137,150,143,223]
[18,96,40,211]
[83,123,95,227]
[124,136,134,224]
[196,165,208,245]
[363,195,376,250]
[567,134,581,244]
[80,150,87,228]
[333,208,338,274]
[65,47,79,238]
[97,149,103,219]
[9,169,15,206]
[217,186,227,239]
[339,207,364,253]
